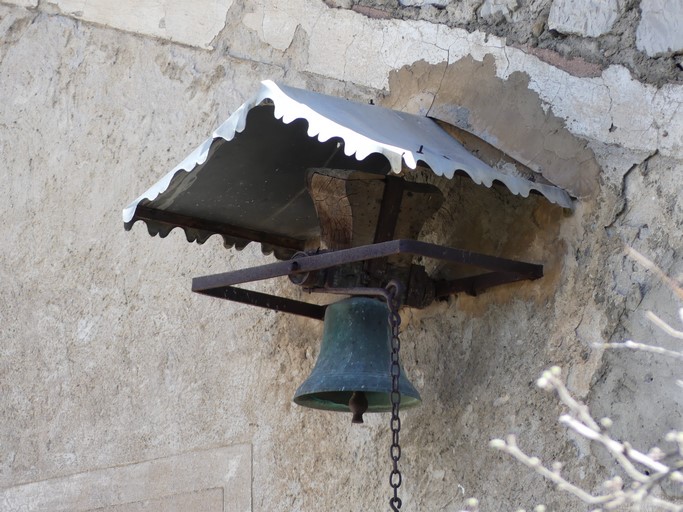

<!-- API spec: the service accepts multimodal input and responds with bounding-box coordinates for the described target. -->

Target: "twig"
[487,251,683,510]
[493,368,683,510]
[646,311,683,340]
[625,248,683,300]
[537,367,599,431]
[544,368,665,479]
[599,340,683,362]
[559,415,667,477]
[490,436,611,506]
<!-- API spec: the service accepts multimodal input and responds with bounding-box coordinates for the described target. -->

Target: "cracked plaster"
[9,0,682,150]
[233,0,683,165]
[5,0,237,48]
[323,0,682,87]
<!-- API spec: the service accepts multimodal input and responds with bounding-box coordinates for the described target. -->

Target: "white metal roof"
[123,80,572,255]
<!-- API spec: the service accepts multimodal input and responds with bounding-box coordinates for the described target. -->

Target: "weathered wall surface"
[1,0,682,510]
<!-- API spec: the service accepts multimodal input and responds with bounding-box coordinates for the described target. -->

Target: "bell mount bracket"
[191,238,543,321]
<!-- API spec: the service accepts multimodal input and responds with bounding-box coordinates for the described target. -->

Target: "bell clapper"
[349,391,369,424]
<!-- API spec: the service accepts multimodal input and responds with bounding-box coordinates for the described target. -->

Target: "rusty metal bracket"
[191,239,543,320]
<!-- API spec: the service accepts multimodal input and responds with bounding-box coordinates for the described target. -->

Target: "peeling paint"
[383,56,600,198]
[228,0,683,162]
[43,0,235,48]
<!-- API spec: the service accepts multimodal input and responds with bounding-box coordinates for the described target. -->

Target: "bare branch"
[486,251,683,510]
[599,340,683,362]
[559,415,667,477]
[537,367,600,431]
[493,368,683,510]
[625,247,683,300]
[490,437,611,506]
[646,311,683,340]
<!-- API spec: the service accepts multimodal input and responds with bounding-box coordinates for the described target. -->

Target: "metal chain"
[386,280,403,512]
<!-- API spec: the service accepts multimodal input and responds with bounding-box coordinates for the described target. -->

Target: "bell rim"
[293,390,422,413]
[294,371,421,398]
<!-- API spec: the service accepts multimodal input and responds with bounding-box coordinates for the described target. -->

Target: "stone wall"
[1,0,681,510]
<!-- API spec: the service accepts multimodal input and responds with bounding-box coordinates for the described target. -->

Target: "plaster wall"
[1,1,682,510]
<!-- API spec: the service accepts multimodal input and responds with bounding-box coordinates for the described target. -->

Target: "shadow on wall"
[376,54,592,415]
[381,54,601,199]
[377,53,614,316]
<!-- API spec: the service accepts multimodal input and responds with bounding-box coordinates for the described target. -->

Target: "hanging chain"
[386,280,403,512]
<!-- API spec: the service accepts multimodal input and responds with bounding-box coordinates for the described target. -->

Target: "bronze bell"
[293,296,421,423]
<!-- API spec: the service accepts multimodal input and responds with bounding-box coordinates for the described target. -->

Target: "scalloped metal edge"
[132,220,293,259]
[123,80,573,226]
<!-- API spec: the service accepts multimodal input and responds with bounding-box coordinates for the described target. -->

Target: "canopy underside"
[123,80,573,259]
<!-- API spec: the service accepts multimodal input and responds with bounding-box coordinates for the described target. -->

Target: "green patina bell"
[293,296,421,423]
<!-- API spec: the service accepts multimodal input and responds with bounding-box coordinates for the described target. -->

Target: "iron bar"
[365,176,405,279]
[192,239,544,318]
[195,285,327,320]
[373,176,404,244]
[192,239,542,292]
[434,272,540,297]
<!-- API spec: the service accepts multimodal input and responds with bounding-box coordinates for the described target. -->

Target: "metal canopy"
[123,80,573,258]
